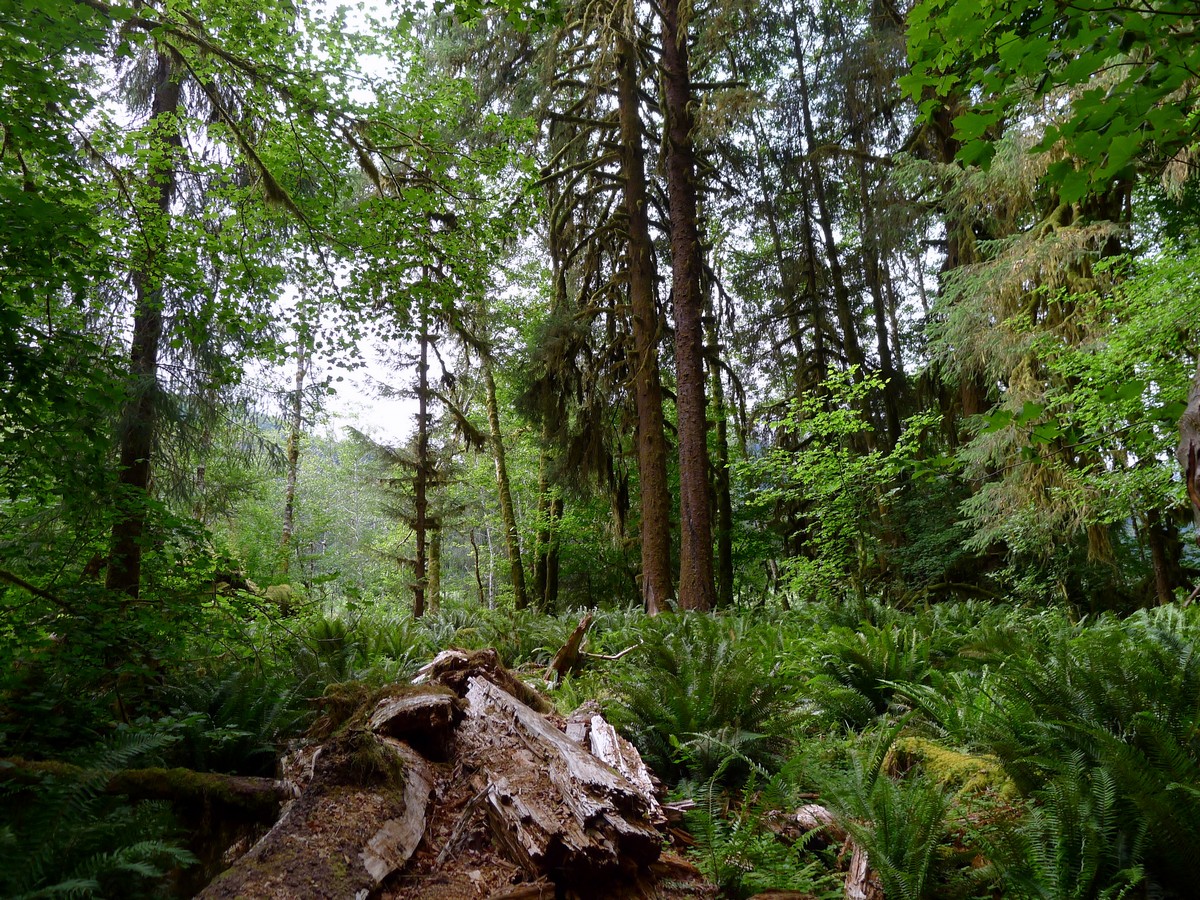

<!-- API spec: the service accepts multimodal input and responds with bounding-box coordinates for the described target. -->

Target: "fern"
[0,732,195,899]
[685,774,841,899]
[998,758,1146,900]
[959,608,1200,894]
[818,726,953,900]
[609,613,797,782]
[158,663,313,776]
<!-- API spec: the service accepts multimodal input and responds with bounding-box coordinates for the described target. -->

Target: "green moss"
[890,736,1014,797]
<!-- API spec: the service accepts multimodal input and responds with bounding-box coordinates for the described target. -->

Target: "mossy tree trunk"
[106,50,181,600]
[483,354,528,609]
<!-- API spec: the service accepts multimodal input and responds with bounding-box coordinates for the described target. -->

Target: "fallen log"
[455,675,663,880]
[0,757,290,820]
[416,647,554,714]
[193,649,714,899]
[197,730,433,899]
[587,714,665,826]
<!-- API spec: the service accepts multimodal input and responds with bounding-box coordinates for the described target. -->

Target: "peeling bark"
[457,676,662,878]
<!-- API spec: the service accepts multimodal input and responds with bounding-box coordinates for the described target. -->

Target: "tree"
[661,0,715,611]
[617,12,675,614]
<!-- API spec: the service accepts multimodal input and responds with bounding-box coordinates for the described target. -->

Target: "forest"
[2,0,1200,896]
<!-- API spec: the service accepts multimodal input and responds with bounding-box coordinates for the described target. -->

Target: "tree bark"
[661,0,715,611]
[413,305,431,618]
[428,520,441,614]
[1177,356,1200,547]
[106,51,182,599]
[858,162,902,446]
[280,338,306,578]
[483,355,528,609]
[706,291,734,608]
[545,493,562,609]
[1144,507,1182,604]
[618,28,675,615]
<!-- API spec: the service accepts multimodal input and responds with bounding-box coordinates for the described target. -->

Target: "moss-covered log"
[0,757,291,819]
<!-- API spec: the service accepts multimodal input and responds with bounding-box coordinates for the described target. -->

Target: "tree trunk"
[106,51,181,599]
[661,0,715,611]
[790,18,866,381]
[1177,356,1200,547]
[483,356,528,609]
[545,494,563,610]
[532,446,548,608]
[618,29,674,615]
[858,162,902,447]
[280,338,306,578]
[428,521,441,614]
[1144,507,1182,605]
[706,290,734,608]
[413,306,431,618]
[470,528,486,606]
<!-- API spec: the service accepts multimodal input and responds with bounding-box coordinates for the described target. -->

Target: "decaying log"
[416,648,554,713]
[545,612,593,683]
[845,844,884,900]
[588,714,665,826]
[564,699,601,746]
[0,757,290,820]
[197,732,433,899]
[773,804,883,900]
[369,685,464,760]
[662,799,697,824]
[196,649,712,898]
[456,675,663,879]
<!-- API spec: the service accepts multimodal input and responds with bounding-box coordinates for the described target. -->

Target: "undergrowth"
[3,595,1196,898]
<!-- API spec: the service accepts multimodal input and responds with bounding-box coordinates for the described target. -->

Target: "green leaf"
[1116,380,1145,402]
[1015,401,1046,426]
[979,410,1014,434]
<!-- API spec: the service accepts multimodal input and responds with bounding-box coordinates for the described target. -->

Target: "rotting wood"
[845,844,884,900]
[193,650,716,898]
[486,882,556,899]
[770,804,882,900]
[583,643,641,662]
[564,699,602,746]
[369,686,464,760]
[416,647,554,713]
[456,675,662,879]
[588,714,665,826]
[662,799,698,824]
[434,785,489,868]
[545,612,593,684]
[197,734,433,899]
